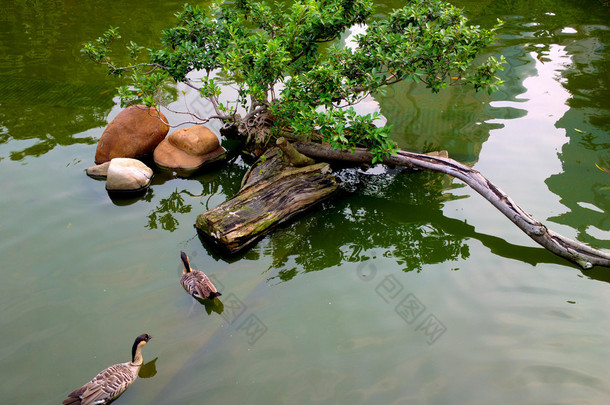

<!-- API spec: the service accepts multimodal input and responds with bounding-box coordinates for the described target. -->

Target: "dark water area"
[1,1,609,404]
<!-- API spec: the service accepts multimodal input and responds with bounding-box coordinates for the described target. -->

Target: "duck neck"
[131,345,144,366]
[180,252,192,273]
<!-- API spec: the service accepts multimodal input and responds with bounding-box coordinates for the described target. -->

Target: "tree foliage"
[82,0,505,161]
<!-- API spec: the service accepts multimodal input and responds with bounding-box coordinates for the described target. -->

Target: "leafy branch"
[82,0,505,159]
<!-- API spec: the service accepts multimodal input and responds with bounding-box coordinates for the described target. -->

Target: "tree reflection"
[146,189,192,232]
[0,0,186,159]
[232,164,571,282]
[146,159,249,232]
[545,26,610,250]
[257,169,469,280]
[450,0,610,251]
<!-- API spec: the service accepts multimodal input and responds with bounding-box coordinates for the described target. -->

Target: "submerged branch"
[294,141,610,269]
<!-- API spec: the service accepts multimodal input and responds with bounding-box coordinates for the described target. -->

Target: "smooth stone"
[168,125,219,155]
[95,105,169,164]
[86,161,111,178]
[154,125,226,173]
[105,158,153,192]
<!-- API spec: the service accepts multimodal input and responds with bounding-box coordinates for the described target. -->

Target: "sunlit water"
[1,1,609,404]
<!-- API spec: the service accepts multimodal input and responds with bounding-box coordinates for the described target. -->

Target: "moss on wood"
[195,148,338,254]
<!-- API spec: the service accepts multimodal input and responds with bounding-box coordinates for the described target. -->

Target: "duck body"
[63,333,152,405]
[180,251,221,300]
[63,362,138,405]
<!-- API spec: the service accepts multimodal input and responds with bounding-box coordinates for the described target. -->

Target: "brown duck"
[63,333,152,405]
[180,251,221,300]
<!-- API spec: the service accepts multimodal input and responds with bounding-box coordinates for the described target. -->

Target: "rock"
[153,125,226,176]
[86,161,111,178]
[95,105,169,164]
[105,158,153,192]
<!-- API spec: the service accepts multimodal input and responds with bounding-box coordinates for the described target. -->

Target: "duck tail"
[63,388,84,405]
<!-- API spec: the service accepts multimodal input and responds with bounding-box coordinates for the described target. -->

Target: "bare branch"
[94,59,166,75]
[293,141,610,269]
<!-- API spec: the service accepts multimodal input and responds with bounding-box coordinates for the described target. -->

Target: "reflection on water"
[139,357,159,379]
[262,170,470,280]
[146,189,193,232]
[261,167,572,282]
[200,297,225,315]
[0,0,188,159]
[546,25,610,247]
[144,159,248,232]
[452,0,610,251]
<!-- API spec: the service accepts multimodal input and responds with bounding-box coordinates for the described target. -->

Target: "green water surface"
[1,0,609,404]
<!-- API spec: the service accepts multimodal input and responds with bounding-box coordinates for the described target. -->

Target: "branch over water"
[294,141,610,269]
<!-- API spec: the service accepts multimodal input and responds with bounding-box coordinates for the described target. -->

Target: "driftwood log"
[195,148,338,254]
[293,141,610,269]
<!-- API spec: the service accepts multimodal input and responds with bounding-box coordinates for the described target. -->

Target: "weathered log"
[195,148,338,254]
[294,141,610,269]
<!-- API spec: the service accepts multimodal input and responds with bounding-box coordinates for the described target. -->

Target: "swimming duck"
[62,333,152,405]
[180,251,221,300]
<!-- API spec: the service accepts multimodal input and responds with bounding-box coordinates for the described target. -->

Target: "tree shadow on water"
[254,168,571,283]
[258,169,468,280]
[145,159,248,232]
[145,188,192,232]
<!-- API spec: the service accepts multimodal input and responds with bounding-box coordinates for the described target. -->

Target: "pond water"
[1,0,609,404]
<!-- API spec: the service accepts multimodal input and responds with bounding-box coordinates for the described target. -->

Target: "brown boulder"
[95,105,170,164]
[153,125,226,175]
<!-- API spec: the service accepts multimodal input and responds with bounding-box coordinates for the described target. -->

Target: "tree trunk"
[195,148,338,254]
[276,137,315,167]
[294,141,610,269]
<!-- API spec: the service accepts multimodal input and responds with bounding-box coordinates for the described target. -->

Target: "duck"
[63,333,152,405]
[180,251,221,300]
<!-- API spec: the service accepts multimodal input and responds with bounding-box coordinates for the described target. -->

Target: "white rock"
[86,161,111,178]
[106,158,153,191]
